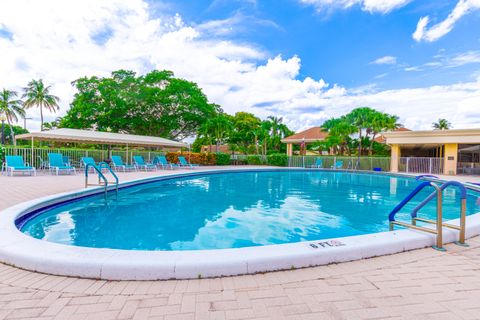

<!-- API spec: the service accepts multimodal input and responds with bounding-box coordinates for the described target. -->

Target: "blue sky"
[154,0,480,89]
[0,0,480,132]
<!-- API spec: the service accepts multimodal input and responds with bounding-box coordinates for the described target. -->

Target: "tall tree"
[200,114,233,152]
[368,113,399,155]
[347,107,375,156]
[61,70,219,139]
[230,112,261,151]
[432,118,451,130]
[22,79,59,131]
[0,89,25,145]
[322,116,356,155]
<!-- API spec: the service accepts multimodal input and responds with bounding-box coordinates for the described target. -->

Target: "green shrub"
[216,152,231,165]
[267,153,287,166]
[247,155,263,165]
[0,144,4,164]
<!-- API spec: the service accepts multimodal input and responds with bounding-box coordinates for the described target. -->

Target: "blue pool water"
[20,171,480,251]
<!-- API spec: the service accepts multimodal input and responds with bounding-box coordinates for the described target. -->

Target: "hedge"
[267,153,287,166]
[166,152,216,165]
[215,152,231,165]
[246,155,263,165]
[0,144,4,164]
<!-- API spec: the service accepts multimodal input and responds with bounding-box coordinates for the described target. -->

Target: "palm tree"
[201,114,233,152]
[432,118,451,130]
[368,113,399,155]
[0,89,25,145]
[323,116,356,155]
[22,79,59,131]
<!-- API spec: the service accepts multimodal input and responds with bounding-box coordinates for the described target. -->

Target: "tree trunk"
[357,129,362,156]
[369,133,377,156]
[7,118,16,146]
[40,106,44,131]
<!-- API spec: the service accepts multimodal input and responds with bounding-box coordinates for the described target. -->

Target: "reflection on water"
[21,171,480,250]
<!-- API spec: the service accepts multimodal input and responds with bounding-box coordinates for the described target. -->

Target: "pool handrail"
[389,181,445,250]
[98,162,119,195]
[84,162,119,198]
[388,181,433,222]
[411,181,468,245]
[411,181,467,218]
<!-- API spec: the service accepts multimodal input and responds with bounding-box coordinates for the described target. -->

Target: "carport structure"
[383,128,480,175]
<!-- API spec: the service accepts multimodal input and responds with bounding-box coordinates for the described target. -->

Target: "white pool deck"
[0,167,480,319]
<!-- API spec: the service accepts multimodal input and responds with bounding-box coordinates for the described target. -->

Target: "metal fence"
[287,156,391,171]
[3,147,394,172]
[399,157,444,174]
[3,147,162,168]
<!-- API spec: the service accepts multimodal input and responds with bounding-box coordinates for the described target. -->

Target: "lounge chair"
[178,156,199,168]
[133,155,157,171]
[4,155,36,176]
[37,156,47,171]
[81,157,99,172]
[48,153,76,175]
[154,155,180,170]
[111,155,136,172]
[331,160,344,169]
[63,156,71,167]
[310,158,323,168]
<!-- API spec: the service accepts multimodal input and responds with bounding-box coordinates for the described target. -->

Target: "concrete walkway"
[0,168,479,320]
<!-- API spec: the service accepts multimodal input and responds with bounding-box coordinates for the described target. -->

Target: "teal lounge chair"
[4,155,36,176]
[178,156,199,168]
[111,155,136,172]
[310,158,323,168]
[63,156,71,166]
[154,155,180,170]
[48,153,76,175]
[331,160,344,169]
[81,157,96,167]
[81,157,102,173]
[133,155,156,171]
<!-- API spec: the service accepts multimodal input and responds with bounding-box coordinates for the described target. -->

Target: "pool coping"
[1,167,479,280]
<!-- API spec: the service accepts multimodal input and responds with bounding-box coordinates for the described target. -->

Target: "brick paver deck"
[0,168,479,320]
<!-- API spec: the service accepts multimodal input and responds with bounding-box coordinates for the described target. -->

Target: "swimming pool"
[19,170,480,251]
[2,168,480,280]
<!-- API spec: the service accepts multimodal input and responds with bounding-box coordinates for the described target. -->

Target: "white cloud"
[299,0,411,14]
[403,50,480,71]
[413,0,480,42]
[0,0,479,135]
[450,50,480,67]
[371,55,397,65]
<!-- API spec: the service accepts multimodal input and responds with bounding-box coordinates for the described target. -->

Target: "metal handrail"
[98,162,119,195]
[388,181,433,222]
[411,181,468,245]
[389,181,445,250]
[85,163,109,197]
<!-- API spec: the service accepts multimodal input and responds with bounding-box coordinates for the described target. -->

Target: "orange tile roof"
[282,127,328,143]
[375,127,411,143]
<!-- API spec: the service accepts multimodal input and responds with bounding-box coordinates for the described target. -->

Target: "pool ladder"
[84,162,119,198]
[388,178,468,251]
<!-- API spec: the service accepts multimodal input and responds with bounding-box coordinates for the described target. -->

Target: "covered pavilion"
[15,128,187,165]
[281,127,328,156]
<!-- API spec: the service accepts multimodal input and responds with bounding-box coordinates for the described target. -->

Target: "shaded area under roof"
[16,128,187,148]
